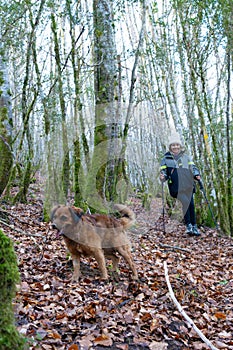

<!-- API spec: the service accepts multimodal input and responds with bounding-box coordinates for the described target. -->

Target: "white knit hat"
[168,131,183,148]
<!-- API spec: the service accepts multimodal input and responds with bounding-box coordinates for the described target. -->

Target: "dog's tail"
[113,204,136,228]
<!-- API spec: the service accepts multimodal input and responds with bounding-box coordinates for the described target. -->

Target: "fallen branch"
[159,244,190,253]
[0,207,43,226]
[117,298,133,309]
[164,261,219,350]
[0,218,43,238]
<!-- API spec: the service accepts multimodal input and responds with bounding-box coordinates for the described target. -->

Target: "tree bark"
[0,53,13,197]
[85,0,119,211]
[0,230,27,349]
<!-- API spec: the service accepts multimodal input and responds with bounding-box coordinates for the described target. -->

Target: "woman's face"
[170,143,181,155]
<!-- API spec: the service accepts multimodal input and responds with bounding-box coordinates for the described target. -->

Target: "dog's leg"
[117,246,138,280]
[71,254,81,281]
[93,249,108,280]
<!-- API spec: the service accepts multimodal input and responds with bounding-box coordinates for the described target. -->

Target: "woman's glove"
[160,173,166,182]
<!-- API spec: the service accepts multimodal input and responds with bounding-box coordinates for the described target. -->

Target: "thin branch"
[159,244,190,253]
[0,135,14,156]
[0,218,43,238]
[125,0,146,128]
[48,26,85,96]
[0,207,40,226]
[164,261,219,350]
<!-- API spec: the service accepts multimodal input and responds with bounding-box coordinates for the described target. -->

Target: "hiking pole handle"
[198,179,204,190]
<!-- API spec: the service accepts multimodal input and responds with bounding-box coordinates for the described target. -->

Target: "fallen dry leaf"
[149,341,167,350]
[2,194,232,349]
[67,345,79,350]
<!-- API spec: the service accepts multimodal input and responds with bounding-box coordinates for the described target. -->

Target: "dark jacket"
[160,151,200,198]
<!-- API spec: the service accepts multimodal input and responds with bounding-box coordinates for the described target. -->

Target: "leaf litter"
[1,192,233,350]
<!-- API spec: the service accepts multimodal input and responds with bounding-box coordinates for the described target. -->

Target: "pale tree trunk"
[13,0,46,203]
[118,0,147,190]
[43,10,71,217]
[114,1,148,202]
[85,0,119,212]
[0,53,13,197]
[220,0,233,234]
[225,52,233,234]
[145,0,232,234]
[65,0,88,208]
[51,12,70,200]
[85,0,147,212]
[175,1,232,234]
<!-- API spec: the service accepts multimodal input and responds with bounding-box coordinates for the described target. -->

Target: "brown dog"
[51,204,138,281]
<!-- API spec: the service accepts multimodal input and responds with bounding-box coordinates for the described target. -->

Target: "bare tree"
[0,54,13,196]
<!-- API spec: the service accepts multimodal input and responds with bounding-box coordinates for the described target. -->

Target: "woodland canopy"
[0,0,232,234]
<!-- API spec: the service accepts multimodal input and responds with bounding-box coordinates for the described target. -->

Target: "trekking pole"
[161,181,166,233]
[198,180,219,230]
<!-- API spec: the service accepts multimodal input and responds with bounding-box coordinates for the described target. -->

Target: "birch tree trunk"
[173,0,233,234]
[0,53,13,197]
[51,12,70,200]
[221,0,233,233]
[65,0,88,208]
[13,0,46,203]
[85,0,119,211]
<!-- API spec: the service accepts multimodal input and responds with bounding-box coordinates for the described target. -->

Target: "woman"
[160,132,201,236]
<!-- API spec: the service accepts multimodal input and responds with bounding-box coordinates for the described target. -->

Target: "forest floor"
[1,181,233,350]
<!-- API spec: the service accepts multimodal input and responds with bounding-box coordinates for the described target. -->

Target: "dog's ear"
[50,205,60,220]
[69,207,82,224]
[71,206,84,216]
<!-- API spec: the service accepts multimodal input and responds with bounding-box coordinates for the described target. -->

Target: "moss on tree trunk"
[0,230,27,349]
[0,106,13,196]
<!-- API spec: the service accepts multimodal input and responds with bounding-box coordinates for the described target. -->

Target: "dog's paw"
[131,275,139,281]
[100,277,109,282]
[71,275,80,283]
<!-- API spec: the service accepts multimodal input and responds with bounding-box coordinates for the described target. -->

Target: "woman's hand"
[160,173,166,181]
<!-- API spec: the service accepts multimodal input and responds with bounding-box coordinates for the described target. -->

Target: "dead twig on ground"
[0,218,43,239]
[164,261,219,350]
[0,207,42,226]
[159,244,190,253]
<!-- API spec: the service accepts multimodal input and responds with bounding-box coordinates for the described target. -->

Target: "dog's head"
[50,205,84,235]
